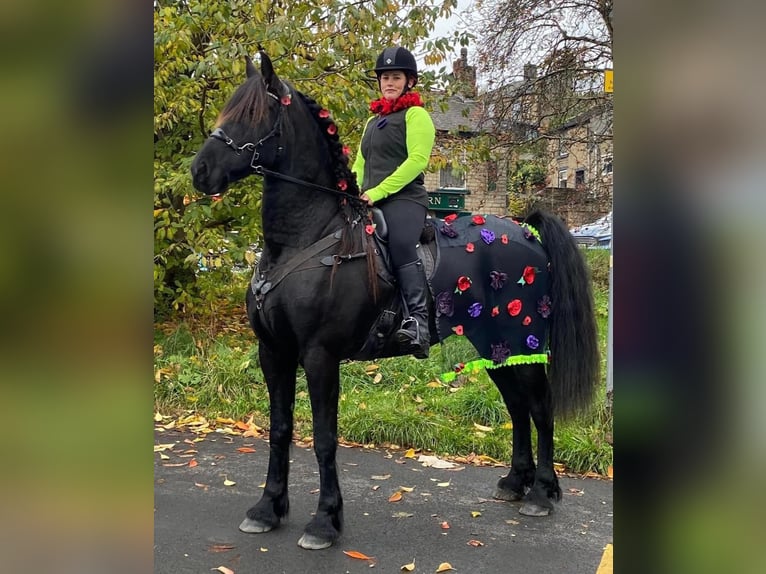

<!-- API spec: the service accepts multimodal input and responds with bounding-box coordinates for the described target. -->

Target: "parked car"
[570,211,612,249]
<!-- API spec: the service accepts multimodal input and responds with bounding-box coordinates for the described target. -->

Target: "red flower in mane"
[369,92,424,115]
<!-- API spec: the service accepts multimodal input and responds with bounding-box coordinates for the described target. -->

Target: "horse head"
[191,50,290,196]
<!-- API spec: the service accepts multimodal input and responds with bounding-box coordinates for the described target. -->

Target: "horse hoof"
[519,502,552,517]
[239,518,274,533]
[297,533,333,550]
[493,488,523,502]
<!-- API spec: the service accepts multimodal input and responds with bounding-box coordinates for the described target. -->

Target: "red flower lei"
[369,91,423,115]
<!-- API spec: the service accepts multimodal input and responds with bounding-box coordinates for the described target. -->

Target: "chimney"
[452,46,477,98]
[523,64,537,81]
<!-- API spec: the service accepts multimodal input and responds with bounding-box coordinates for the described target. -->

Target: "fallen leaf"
[364,364,380,374]
[401,561,415,571]
[473,423,493,432]
[343,550,374,560]
[154,412,164,422]
[413,395,423,403]
[440,521,450,529]
[505,519,519,525]
[154,443,176,452]
[188,459,198,468]
[388,491,403,502]
[404,448,416,458]
[216,417,237,425]
[371,474,391,480]
[435,563,455,572]
[426,381,442,388]
[258,482,266,488]
[373,373,383,384]
[237,447,256,453]
[437,481,451,487]
[502,422,514,430]
[212,567,234,574]
[399,486,414,493]
[162,462,187,467]
[207,544,236,553]
[607,465,614,478]
[310,488,320,494]
[371,485,380,491]
[159,453,169,460]
[223,478,236,486]
[567,488,584,496]
[471,511,482,518]
[467,539,484,547]
[392,512,414,518]
[194,482,209,490]
[418,455,457,469]
[259,547,268,552]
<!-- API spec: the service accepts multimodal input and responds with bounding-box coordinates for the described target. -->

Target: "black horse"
[191,51,600,550]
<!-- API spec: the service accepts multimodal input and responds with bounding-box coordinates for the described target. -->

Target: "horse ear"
[258,49,282,94]
[245,56,257,79]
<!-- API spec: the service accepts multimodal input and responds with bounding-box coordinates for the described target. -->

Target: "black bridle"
[208,91,367,207]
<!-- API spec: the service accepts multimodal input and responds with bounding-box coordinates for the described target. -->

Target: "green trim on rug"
[440,353,549,382]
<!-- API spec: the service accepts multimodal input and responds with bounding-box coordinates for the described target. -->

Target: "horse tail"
[524,210,600,419]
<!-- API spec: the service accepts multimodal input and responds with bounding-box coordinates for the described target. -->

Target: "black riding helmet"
[374,47,418,86]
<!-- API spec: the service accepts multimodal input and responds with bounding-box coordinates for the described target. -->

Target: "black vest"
[360,108,428,207]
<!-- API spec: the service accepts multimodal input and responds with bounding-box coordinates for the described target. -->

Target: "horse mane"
[214,76,272,128]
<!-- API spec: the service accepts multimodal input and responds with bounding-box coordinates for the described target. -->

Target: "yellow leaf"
[223,478,236,486]
[401,561,416,571]
[160,453,169,460]
[154,443,176,452]
[373,373,383,384]
[388,491,403,502]
[437,481,450,487]
[404,448,416,458]
[154,412,164,422]
[473,423,493,432]
[436,563,455,572]
[607,465,614,478]
[259,547,268,552]
[502,422,514,430]
[471,511,482,518]
[364,364,380,374]
[371,474,391,480]
[399,486,414,493]
[258,482,266,488]
[343,550,374,560]
[216,417,237,424]
[212,567,234,574]
[426,381,442,388]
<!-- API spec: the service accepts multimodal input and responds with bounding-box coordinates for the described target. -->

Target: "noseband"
[209,91,285,172]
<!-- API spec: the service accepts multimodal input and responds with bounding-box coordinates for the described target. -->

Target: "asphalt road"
[155,429,612,574]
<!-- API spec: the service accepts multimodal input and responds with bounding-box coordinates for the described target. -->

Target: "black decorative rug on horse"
[430,214,552,381]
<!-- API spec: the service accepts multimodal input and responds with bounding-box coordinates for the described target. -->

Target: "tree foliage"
[154,0,464,316]
[468,0,613,194]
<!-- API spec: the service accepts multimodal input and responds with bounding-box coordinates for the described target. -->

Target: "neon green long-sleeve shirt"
[351,105,435,204]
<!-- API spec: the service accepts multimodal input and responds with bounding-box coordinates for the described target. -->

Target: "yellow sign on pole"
[604,69,613,93]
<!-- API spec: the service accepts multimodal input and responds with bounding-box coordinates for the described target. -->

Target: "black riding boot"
[394,260,430,359]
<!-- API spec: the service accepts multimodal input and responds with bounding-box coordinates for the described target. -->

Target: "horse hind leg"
[519,364,561,516]
[239,345,297,534]
[296,346,343,550]
[487,366,536,502]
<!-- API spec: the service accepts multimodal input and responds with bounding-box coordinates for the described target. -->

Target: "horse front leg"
[488,366,535,501]
[520,364,561,516]
[296,346,343,550]
[239,343,297,534]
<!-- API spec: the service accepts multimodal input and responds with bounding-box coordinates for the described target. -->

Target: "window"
[558,139,569,158]
[558,168,568,188]
[440,165,466,189]
[602,155,613,174]
[575,169,586,186]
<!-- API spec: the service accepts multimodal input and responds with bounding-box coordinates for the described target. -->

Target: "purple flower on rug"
[490,341,512,364]
[537,295,552,318]
[522,224,534,240]
[435,291,454,317]
[468,302,483,318]
[526,335,540,350]
[489,270,507,290]
[440,223,458,238]
[480,228,495,244]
